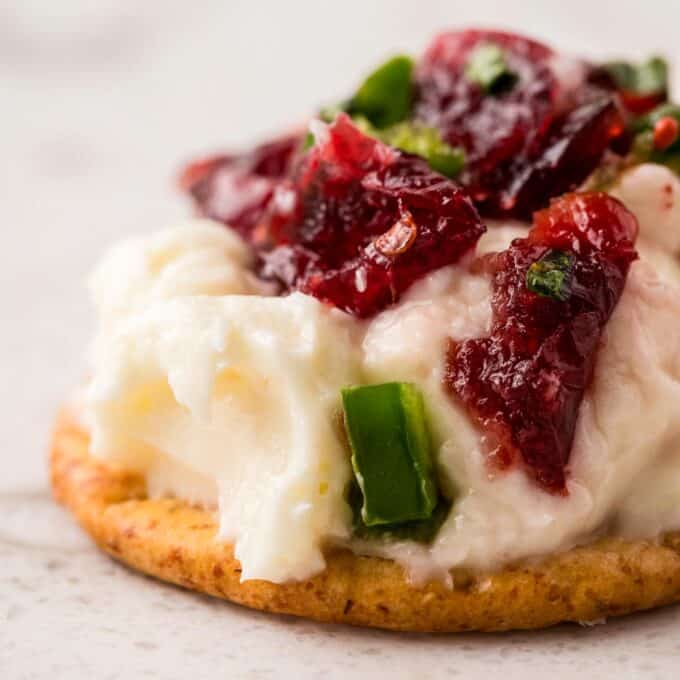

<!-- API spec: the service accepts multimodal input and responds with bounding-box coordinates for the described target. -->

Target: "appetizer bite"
[52,29,680,631]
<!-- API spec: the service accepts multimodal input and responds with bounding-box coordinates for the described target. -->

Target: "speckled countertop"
[3,2,680,677]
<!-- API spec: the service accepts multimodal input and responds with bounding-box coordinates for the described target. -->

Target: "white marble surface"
[3,1,680,677]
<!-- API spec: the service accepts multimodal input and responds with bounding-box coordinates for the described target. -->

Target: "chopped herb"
[526,250,575,302]
[382,122,466,177]
[302,131,315,150]
[603,57,668,95]
[346,55,414,128]
[348,483,450,544]
[341,382,438,527]
[465,43,517,94]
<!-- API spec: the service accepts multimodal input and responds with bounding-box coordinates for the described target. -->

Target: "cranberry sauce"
[179,133,301,242]
[445,193,638,492]
[501,95,625,217]
[258,114,485,317]
[414,30,625,218]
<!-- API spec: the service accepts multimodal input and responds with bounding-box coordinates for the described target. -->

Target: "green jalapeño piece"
[526,249,575,302]
[347,55,414,128]
[382,123,466,177]
[465,43,517,94]
[347,483,450,544]
[341,382,438,527]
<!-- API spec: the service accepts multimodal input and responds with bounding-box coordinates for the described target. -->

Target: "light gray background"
[2,1,680,678]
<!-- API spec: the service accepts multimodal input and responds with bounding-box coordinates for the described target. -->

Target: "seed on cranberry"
[374,208,418,257]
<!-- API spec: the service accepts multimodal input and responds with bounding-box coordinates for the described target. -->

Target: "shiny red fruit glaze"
[415,31,557,201]
[259,114,486,317]
[414,30,624,218]
[499,94,625,217]
[618,90,667,116]
[180,133,301,242]
[445,193,638,492]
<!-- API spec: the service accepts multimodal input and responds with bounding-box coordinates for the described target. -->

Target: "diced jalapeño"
[341,382,438,526]
[347,55,414,129]
[348,483,450,543]
[381,122,466,178]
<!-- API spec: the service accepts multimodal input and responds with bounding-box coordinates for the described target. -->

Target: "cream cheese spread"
[84,165,680,583]
[89,286,359,582]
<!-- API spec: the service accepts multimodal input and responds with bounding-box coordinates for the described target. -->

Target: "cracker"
[50,410,680,632]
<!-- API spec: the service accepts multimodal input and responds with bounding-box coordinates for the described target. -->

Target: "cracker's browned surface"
[50,410,680,632]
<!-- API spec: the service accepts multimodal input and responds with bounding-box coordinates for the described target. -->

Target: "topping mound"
[183,28,632,244]
[445,192,638,492]
[179,27,661,325]
[414,29,625,217]
[259,115,485,317]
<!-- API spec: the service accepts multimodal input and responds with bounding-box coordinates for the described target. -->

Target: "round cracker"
[50,410,680,632]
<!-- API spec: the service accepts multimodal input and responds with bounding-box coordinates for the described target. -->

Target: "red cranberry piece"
[445,192,638,493]
[415,30,625,218]
[618,90,667,116]
[259,114,485,317]
[180,133,301,242]
[415,30,558,201]
[496,93,625,218]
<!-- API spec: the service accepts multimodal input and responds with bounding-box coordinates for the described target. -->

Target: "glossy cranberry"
[415,32,556,198]
[414,30,624,218]
[497,94,625,217]
[445,192,638,493]
[258,114,485,317]
[180,133,301,241]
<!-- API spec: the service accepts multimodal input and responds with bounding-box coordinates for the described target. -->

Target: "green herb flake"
[302,131,315,151]
[465,43,517,94]
[341,382,438,527]
[382,122,466,177]
[526,250,575,302]
[347,55,414,129]
[604,57,668,95]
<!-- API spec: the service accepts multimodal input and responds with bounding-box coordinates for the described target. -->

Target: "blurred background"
[3,0,680,515]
